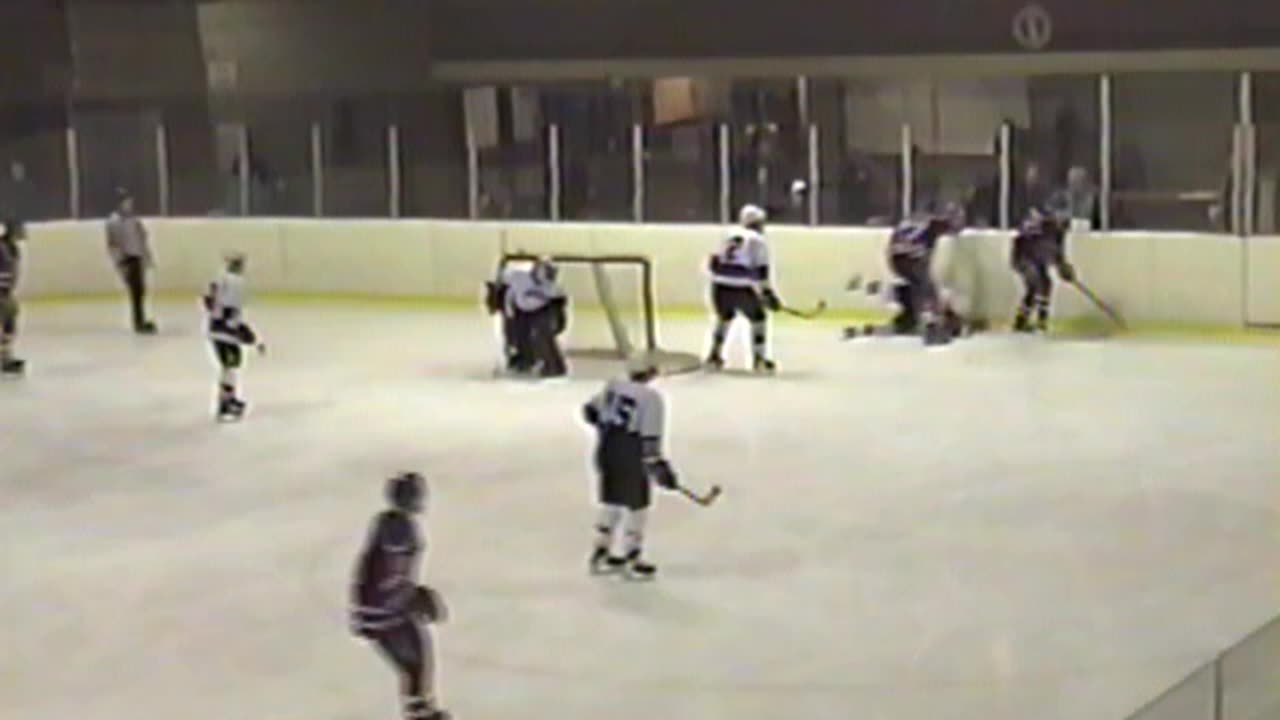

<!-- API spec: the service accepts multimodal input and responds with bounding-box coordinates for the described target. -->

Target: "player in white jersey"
[581,355,678,579]
[706,203,779,372]
[202,253,264,421]
[499,259,568,377]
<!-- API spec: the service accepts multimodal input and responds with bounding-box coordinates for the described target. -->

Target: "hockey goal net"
[497,253,702,375]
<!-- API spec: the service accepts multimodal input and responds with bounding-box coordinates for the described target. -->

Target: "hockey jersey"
[350,510,423,633]
[0,238,19,296]
[888,216,954,261]
[204,272,254,345]
[503,267,565,315]
[709,226,770,289]
[585,378,666,465]
[1011,214,1068,268]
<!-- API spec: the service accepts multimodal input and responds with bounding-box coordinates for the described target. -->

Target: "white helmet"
[738,203,767,227]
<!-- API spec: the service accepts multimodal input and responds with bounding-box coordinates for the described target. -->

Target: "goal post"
[496,253,702,375]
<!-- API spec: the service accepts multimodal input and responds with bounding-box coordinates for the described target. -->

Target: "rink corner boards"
[21,291,1280,347]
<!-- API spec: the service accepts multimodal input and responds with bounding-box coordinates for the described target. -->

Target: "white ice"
[3,300,1279,720]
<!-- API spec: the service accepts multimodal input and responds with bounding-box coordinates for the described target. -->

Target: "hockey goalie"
[485,258,568,378]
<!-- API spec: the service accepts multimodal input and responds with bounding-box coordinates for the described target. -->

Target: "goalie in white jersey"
[203,253,264,421]
[706,203,778,372]
[581,355,679,579]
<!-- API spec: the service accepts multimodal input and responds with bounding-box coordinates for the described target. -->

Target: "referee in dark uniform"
[105,189,157,334]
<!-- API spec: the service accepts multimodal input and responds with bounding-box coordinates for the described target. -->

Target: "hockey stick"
[675,482,722,507]
[1070,279,1127,330]
[778,300,828,320]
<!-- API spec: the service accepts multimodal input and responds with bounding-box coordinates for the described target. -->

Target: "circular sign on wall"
[1012,4,1053,51]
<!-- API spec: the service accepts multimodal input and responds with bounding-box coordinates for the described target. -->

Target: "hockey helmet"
[2,219,26,241]
[224,251,247,273]
[738,203,767,228]
[386,471,427,513]
[532,257,558,284]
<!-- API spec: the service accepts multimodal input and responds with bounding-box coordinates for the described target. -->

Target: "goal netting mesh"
[498,254,703,376]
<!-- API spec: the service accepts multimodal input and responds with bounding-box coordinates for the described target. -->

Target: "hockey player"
[350,472,451,720]
[886,205,964,345]
[501,258,568,378]
[1011,207,1076,333]
[581,355,678,579]
[706,203,778,372]
[202,253,264,421]
[0,219,27,376]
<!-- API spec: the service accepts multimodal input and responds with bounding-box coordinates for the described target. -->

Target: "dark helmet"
[386,471,426,513]
[2,219,25,241]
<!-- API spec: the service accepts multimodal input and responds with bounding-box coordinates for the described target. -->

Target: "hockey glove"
[409,585,448,624]
[647,458,679,490]
[235,324,258,345]
[484,281,506,315]
[761,287,782,312]
[582,402,601,427]
[1058,262,1077,283]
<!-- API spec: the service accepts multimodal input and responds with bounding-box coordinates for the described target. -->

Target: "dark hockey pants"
[1015,262,1053,321]
[509,307,566,376]
[889,253,938,331]
[118,256,150,330]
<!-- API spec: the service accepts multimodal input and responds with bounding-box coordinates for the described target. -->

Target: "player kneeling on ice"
[886,205,966,346]
[350,472,451,720]
[0,220,27,376]
[582,355,678,579]
[706,203,779,372]
[203,253,264,421]
[1011,207,1075,333]
[499,258,568,378]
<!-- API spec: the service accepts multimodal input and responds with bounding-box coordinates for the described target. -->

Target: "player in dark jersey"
[1011,207,1076,333]
[0,219,26,375]
[350,472,450,720]
[886,207,964,345]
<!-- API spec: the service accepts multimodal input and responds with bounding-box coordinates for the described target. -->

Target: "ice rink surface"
[3,300,1279,720]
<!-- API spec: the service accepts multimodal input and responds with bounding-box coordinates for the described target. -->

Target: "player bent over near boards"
[706,203,778,373]
[0,219,27,376]
[497,258,568,378]
[351,472,451,720]
[1011,207,1075,333]
[582,355,679,580]
[886,207,965,346]
[203,253,265,421]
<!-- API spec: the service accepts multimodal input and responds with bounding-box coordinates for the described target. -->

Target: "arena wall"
[17,219,1273,328]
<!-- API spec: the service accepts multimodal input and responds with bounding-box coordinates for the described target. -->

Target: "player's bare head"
[225,252,247,274]
[386,471,427,514]
[942,202,966,232]
[738,203,767,231]
[626,354,659,383]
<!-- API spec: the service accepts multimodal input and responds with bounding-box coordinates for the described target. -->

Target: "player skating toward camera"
[0,220,27,376]
[886,205,965,346]
[495,258,568,378]
[706,203,779,372]
[1011,207,1075,333]
[350,472,451,720]
[582,355,679,579]
[203,253,265,421]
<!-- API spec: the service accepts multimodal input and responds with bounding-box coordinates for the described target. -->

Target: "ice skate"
[704,351,724,371]
[753,354,776,374]
[619,550,657,581]
[589,546,618,575]
[0,357,25,376]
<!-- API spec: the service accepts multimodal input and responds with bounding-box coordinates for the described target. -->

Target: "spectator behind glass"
[1050,166,1100,230]
[1,162,38,221]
